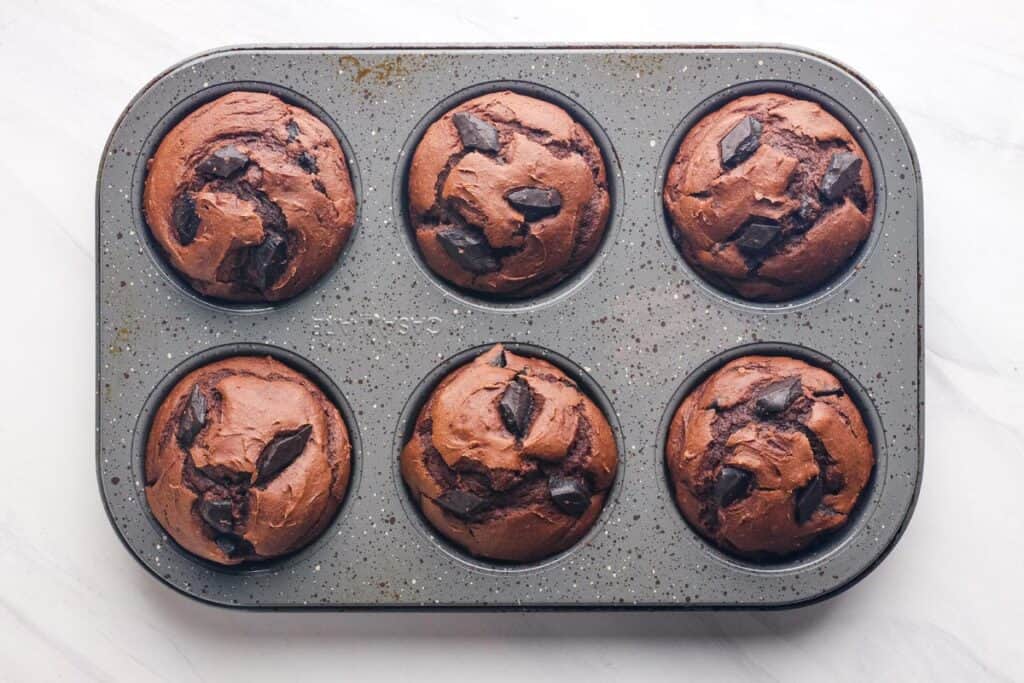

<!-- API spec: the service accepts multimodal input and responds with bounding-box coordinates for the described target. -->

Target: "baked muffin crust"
[663,93,875,301]
[408,91,611,297]
[400,345,618,562]
[144,91,356,302]
[665,355,874,558]
[145,356,351,564]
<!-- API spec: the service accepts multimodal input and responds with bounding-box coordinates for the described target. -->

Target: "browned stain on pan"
[338,55,418,85]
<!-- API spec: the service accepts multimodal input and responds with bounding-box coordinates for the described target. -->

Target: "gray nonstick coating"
[96,46,922,609]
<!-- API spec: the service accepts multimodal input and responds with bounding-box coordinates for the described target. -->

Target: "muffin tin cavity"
[658,342,886,573]
[392,342,625,574]
[132,81,363,314]
[130,343,362,575]
[99,47,921,609]
[394,80,623,312]
[656,80,886,312]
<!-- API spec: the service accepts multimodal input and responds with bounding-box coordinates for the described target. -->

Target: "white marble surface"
[1,0,1022,680]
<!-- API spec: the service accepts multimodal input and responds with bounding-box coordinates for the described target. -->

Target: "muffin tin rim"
[129,80,365,314]
[391,78,625,313]
[390,341,628,575]
[96,44,924,610]
[125,342,364,575]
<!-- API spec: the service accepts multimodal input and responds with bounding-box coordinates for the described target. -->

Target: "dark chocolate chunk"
[499,379,533,437]
[713,466,753,508]
[286,120,300,141]
[792,195,820,232]
[171,193,201,246]
[754,378,802,417]
[548,476,591,516]
[214,535,238,556]
[297,151,319,174]
[452,112,500,152]
[506,187,562,221]
[819,152,862,202]
[198,498,234,534]
[719,115,762,168]
[244,230,289,291]
[735,220,781,255]
[795,475,824,523]
[435,490,488,518]
[812,387,845,398]
[489,349,507,367]
[176,385,207,448]
[255,425,312,485]
[214,534,253,558]
[436,227,499,274]
[196,145,248,178]
[824,469,845,494]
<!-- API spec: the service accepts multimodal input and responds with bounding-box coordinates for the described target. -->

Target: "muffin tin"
[96,45,923,609]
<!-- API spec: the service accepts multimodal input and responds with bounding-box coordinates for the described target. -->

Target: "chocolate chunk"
[214,534,253,558]
[214,535,238,556]
[196,145,248,178]
[286,120,300,141]
[719,115,762,168]
[297,151,318,174]
[754,378,802,417]
[435,490,488,518]
[436,227,499,274]
[499,379,533,437]
[171,194,201,246]
[819,152,862,202]
[792,195,820,232]
[245,230,289,291]
[824,469,845,494]
[713,466,753,508]
[506,187,562,221]
[795,475,823,523]
[176,385,207,448]
[198,498,234,534]
[452,112,500,152]
[489,349,507,367]
[734,220,780,255]
[548,476,590,516]
[255,425,312,485]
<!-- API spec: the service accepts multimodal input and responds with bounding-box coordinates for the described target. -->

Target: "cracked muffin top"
[407,91,611,298]
[665,355,874,559]
[400,345,618,562]
[143,91,357,302]
[145,356,351,565]
[663,93,875,301]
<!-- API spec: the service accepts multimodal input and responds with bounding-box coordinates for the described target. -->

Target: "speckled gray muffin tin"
[96,45,923,609]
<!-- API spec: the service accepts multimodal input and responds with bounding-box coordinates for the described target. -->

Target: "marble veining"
[0,0,1021,680]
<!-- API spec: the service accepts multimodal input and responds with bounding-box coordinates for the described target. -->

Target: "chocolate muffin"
[400,345,618,562]
[143,91,357,302]
[145,356,351,565]
[663,93,875,301]
[665,355,874,559]
[407,91,611,297]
